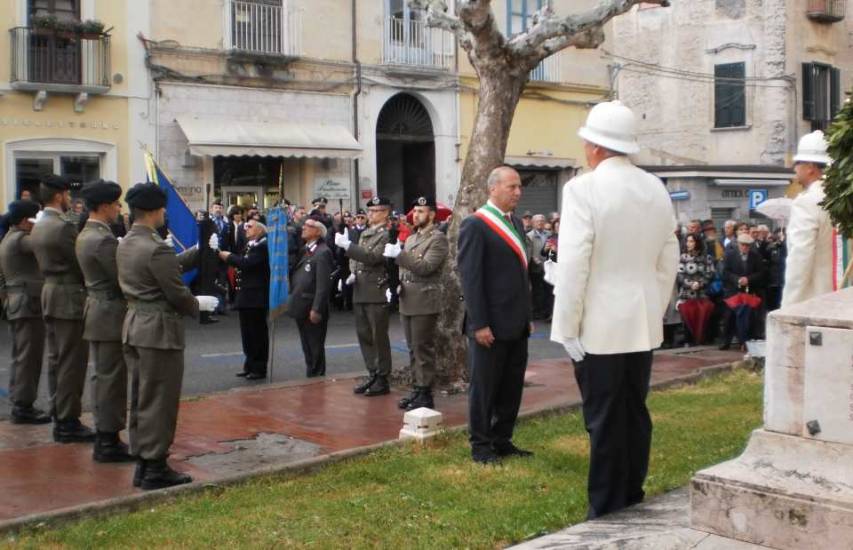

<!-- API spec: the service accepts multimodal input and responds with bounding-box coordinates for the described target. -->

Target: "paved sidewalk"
[0,348,741,531]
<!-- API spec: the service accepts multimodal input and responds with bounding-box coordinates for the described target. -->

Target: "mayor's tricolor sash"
[833,228,851,290]
[474,204,528,269]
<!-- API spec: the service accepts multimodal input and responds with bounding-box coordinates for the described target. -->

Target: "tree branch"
[507,0,669,59]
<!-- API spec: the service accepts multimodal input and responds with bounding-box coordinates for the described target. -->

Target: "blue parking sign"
[748,189,768,210]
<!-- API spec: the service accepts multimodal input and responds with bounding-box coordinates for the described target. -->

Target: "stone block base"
[690,429,853,549]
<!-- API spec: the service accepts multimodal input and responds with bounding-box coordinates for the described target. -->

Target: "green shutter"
[715,63,746,128]
[803,63,816,121]
[831,67,841,119]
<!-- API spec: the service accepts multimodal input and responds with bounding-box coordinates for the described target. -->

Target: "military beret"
[367,196,391,207]
[312,197,328,206]
[125,182,167,210]
[6,199,40,225]
[411,196,436,210]
[41,174,73,191]
[79,179,122,206]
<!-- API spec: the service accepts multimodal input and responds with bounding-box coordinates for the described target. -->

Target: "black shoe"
[53,419,96,443]
[10,406,51,425]
[472,451,501,465]
[133,459,145,488]
[364,375,390,397]
[93,432,135,463]
[245,372,266,380]
[140,458,193,491]
[719,342,732,351]
[235,371,248,378]
[494,443,534,458]
[398,388,420,410]
[405,387,434,411]
[353,373,377,394]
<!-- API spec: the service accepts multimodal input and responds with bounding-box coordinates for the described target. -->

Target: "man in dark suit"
[458,166,533,465]
[288,218,334,377]
[719,233,768,350]
[218,219,270,379]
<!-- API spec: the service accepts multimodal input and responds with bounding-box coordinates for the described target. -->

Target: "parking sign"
[748,189,768,210]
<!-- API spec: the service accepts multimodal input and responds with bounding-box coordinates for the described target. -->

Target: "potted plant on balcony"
[80,19,105,39]
[30,14,60,35]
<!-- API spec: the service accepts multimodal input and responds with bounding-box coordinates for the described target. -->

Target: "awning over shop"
[176,116,362,159]
[505,155,576,170]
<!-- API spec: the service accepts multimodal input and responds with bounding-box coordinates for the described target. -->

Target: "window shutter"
[803,63,816,121]
[830,67,841,119]
[715,63,746,128]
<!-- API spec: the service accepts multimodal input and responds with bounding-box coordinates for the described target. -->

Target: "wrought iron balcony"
[383,16,454,70]
[807,0,846,22]
[9,26,111,94]
[225,0,302,56]
[530,52,562,84]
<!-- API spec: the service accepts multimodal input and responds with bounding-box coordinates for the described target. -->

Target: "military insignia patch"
[417,197,427,206]
[305,263,311,273]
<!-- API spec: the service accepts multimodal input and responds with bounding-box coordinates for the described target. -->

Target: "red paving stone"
[0,349,741,524]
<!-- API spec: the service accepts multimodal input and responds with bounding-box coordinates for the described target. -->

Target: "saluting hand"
[474,327,495,348]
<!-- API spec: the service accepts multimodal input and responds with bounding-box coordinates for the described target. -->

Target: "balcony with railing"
[9,26,111,95]
[382,16,454,70]
[530,52,562,84]
[225,0,302,57]
[807,0,846,22]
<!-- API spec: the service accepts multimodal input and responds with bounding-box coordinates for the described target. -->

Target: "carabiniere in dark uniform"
[0,200,50,424]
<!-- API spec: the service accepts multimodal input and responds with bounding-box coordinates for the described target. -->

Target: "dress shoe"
[405,387,434,411]
[93,432,135,463]
[133,459,146,488]
[10,406,51,425]
[718,342,732,351]
[364,375,390,397]
[398,388,420,410]
[472,452,501,465]
[245,372,266,380]
[140,458,192,491]
[235,371,249,378]
[493,443,534,458]
[353,373,377,394]
[53,419,96,443]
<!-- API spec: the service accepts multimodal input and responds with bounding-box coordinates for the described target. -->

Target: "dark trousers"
[45,317,88,421]
[353,303,392,376]
[530,270,548,318]
[296,316,329,377]
[574,351,653,519]
[239,308,269,375]
[467,336,528,455]
[9,317,45,408]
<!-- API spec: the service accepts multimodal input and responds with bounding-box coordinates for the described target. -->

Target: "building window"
[230,0,287,55]
[714,62,746,128]
[506,0,550,35]
[803,62,841,131]
[14,154,99,198]
[29,0,80,22]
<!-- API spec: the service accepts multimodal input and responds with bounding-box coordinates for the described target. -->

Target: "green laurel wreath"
[822,96,853,238]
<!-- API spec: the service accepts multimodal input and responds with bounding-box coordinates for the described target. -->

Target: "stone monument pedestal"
[690,289,853,549]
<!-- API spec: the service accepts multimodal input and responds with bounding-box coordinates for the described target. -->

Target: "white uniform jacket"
[781,180,835,308]
[550,156,679,355]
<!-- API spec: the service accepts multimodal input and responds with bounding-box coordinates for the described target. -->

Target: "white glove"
[383,242,402,259]
[345,273,356,286]
[334,232,351,251]
[563,338,586,363]
[337,279,342,292]
[196,295,219,312]
[386,288,392,303]
[209,233,220,251]
[117,236,123,242]
[164,234,174,249]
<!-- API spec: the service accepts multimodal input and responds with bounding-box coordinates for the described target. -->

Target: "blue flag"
[266,206,290,319]
[144,152,198,285]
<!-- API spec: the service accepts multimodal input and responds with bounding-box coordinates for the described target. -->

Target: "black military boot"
[10,405,51,425]
[140,458,193,491]
[53,418,96,443]
[406,386,434,411]
[93,432,135,463]
[133,459,146,488]
[364,375,390,397]
[398,387,420,410]
[353,372,377,395]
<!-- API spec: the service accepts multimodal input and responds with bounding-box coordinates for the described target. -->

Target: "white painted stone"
[399,408,443,441]
[803,326,853,445]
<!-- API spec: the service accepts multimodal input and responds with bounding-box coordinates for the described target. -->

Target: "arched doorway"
[376,93,435,210]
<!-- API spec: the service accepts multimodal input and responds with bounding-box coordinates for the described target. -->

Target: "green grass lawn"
[6,369,763,550]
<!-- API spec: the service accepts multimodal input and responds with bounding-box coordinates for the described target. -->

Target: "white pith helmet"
[578,100,640,155]
[793,130,831,165]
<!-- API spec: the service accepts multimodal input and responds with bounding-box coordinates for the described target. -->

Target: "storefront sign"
[0,117,119,130]
[669,190,690,201]
[314,177,350,200]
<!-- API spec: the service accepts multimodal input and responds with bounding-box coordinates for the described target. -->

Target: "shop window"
[803,62,841,131]
[505,0,551,35]
[29,0,80,22]
[714,62,746,128]
[14,154,99,198]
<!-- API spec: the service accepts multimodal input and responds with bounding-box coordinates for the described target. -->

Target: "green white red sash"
[473,204,528,269]
[833,228,850,290]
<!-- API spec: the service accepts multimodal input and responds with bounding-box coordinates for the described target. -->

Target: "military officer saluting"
[335,196,393,396]
[0,200,51,424]
[117,183,219,490]
[30,174,94,443]
[75,180,134,462]
[383,196,449,410]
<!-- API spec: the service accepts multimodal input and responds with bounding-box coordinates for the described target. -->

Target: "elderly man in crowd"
[551,100,679,518]
[288,218,334,377]
[218,219,270,380]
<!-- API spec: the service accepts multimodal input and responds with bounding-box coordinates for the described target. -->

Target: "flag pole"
[267,315,275,383]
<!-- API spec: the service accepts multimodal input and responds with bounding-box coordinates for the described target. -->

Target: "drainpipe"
[352,0,361,213]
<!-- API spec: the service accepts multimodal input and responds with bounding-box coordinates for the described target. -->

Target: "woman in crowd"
[676,233,716,346]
